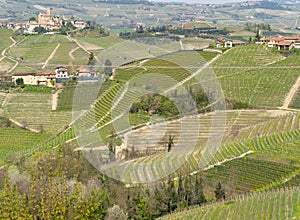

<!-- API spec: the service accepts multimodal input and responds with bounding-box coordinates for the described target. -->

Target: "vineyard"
[159,187,300,219]
[4,92,72,134]
[218,67,299,107]
[0,128,49,165]
[0,32,300,218]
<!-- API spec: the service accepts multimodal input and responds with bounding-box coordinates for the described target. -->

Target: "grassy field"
[0,29,13,54]
[9,42,57,64]
[8,34,71,66]
[12,64,39,73]
[0,57,16,73]
[76,35,125,51]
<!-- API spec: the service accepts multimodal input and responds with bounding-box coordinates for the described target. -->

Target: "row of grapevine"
[159,187,300,219]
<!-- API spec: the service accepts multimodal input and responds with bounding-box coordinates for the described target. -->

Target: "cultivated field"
[1,36,300,217]
[160,187,300,219]
[4,88,72,135]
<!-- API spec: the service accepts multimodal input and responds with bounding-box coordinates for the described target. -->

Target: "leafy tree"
[255,29,261,42]
[177,175,186,209]
[34,26,47,34]
[166,178,178,212]
[249,37,253,44]
[66,21,76,30]
[0,170,110,219]
[104,59,113,76]
[233,100,249,109]
[106,205,127,220]
[193,175,206,205]
[137,199,149,219]
[214,182,225,201]
[29,17,36,22]
[16,78,24,87]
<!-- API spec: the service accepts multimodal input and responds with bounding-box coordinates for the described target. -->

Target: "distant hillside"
[239,0,289,10]
[91,0,152,4]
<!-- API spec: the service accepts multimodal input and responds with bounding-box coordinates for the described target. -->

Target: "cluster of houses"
[11,66,101,87]
[216,35,300,51]
[257,36,300,51]
[0,8,88,33]
[12,66,70,87]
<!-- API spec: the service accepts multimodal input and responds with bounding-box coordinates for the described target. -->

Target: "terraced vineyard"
[1,33,300,218]
[204,157,298,193]
[159,187,300,219]
[123,110,287,151]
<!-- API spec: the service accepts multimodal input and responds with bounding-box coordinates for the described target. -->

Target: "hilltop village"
[0,8,88,34]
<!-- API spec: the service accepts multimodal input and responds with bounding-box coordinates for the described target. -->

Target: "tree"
[16,78,24,87]
[166,178,177,212]
[29,17,36,22]
[193,175,206,205]
[248,37,253,44]
[167,135,174,152]
[105,205,127,220]
[214,182,225,201]
[66,21,76,31]
[88,52,95,65]
[68,61,76,76]
[255,29,261,42]
[34,26,47,34]
[177,175,186,209]
[104,59,113,76]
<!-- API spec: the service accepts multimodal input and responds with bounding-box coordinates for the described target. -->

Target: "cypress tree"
[214,182,225,201]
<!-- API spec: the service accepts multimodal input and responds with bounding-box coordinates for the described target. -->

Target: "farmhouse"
[11,66,70,87]
[73,20,88,29]
[55,66,70,84]
[216,38,245,48]
[260,36,300,50]
[12,71,56,87]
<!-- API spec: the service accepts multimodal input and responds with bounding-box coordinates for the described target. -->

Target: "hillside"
[159,187,300,219]
[1,0,300,32]
[0,27,300,218]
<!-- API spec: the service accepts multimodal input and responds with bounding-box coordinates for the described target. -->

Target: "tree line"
[0,143,227,219]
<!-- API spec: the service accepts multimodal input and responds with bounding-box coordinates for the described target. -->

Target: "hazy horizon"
[151,0,264,4]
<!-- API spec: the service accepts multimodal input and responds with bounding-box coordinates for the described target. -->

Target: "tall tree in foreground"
[193,175,206,205]
[214,182,226,201]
